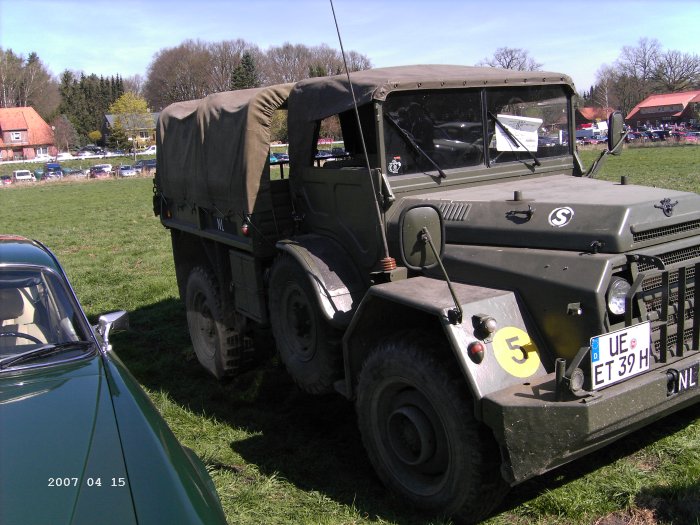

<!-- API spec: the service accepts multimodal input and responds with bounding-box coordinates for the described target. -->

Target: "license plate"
[673,363,699,394]
[591,322,651,389]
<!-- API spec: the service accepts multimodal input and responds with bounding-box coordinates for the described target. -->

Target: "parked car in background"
[43,163,63,180]
[61,167,86,178]
[89,164,113,179]
[683,131,700,143]
[117,164,137,177]
[12,170,36,183]
[0,236,228,525]
[133,159,157,173]
[1,175,11,186]
[55,152,74,160]
[138,145,157,155]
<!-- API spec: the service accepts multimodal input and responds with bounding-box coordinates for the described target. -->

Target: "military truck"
[154,65,699,521]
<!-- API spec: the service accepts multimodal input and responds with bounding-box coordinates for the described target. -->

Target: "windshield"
[486,85,570,164]
[382,85,571,176]
[0,267,92,368]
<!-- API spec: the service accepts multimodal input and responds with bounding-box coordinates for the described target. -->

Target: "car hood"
[0,356,137,525]
[406,174,700,253]
[0,353,226,524]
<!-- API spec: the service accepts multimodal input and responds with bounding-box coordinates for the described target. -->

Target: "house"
[102,112,159,150]
[626,90,700,129]
[0,107,56,161]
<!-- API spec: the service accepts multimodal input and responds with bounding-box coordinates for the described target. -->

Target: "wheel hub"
[388,405,436,466]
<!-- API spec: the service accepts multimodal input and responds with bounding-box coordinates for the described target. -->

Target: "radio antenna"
[329,0,396,271]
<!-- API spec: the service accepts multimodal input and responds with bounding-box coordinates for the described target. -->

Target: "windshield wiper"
[488,112,541,167]
[384,113,446,178]
[0,341,94,370]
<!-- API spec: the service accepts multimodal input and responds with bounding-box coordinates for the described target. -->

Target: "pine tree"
[231,52,260,90]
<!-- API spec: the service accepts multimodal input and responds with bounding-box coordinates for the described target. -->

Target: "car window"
[0,268,91,363]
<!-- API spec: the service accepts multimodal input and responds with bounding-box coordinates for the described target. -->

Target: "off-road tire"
[356,332,508,523]
[268,254,342,394]
[185,267,253,379]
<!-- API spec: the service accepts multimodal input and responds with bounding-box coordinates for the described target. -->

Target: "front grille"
[633,219,700,243]
[630,252,700,361]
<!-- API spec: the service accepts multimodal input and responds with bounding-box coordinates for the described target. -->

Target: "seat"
[0,288,48,345]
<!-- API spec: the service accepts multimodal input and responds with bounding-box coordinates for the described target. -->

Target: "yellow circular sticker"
[492,326,541,378]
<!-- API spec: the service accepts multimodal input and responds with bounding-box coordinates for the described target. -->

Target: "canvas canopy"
[157,83,293,215]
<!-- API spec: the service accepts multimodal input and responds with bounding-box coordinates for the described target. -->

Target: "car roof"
[0,236,60,272]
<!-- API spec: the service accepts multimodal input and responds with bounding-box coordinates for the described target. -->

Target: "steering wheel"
[0,331,43,344]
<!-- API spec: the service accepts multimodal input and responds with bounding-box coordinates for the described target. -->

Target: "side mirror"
[607,111,627,155]
[96,310,129,351]
[399,205,444,271]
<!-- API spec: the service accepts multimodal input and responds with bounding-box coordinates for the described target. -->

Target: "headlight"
[607,277,631,316]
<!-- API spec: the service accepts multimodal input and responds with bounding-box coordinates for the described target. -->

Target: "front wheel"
[356,333,507,522]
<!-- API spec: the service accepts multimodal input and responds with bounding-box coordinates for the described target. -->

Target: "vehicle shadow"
[112,299,700,525]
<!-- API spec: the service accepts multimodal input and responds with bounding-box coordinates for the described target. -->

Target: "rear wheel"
[269,255,341,394]
[356,333,507,523]
[185,267,253,379]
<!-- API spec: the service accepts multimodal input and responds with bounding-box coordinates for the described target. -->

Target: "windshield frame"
[0,263,97,372]
[377,85,574,186]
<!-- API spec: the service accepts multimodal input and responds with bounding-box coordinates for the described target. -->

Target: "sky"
[1,0,699,93]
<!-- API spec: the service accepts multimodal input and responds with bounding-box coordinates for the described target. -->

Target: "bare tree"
[123,74,145,96]
[144,40,213,110]
[0,49,59,118]
[592,65,617,109]
[263,42,313,84]
[477,47,543,71]
[618,37,661,83]
[51,114,79,152]
[209,39,250,92]
[653,50,700,92]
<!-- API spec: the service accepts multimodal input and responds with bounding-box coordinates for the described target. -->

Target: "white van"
[12,170,36,183]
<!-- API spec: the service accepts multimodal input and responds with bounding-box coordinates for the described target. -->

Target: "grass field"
[1,146,698,525]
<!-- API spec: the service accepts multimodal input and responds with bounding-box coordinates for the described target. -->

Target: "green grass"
[1,147,699,525]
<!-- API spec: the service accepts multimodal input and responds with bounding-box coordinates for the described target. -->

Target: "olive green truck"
[154,65,699,522]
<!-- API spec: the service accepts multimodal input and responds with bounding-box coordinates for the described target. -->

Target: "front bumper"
[482,350,699,484]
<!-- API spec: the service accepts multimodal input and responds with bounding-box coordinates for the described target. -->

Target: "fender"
[276,235,368,329]
[342,276,552,414]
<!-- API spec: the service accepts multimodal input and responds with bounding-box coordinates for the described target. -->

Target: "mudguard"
[342,276,551,407]
[276,235,368,329]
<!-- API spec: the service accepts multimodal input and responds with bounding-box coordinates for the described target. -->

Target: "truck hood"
[0,357,136,525]
[408,174,700,253]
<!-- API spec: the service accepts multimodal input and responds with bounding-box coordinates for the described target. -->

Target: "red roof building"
[626,90,700,129]
[576,107,614,125]
[0,107,56,161]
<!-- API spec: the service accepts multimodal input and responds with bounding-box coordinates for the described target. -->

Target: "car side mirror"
[399,205,444,270]
[607,111,627,155]
[96,310,129,351]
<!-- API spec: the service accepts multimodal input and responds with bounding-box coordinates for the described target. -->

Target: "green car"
[0,236,227,525]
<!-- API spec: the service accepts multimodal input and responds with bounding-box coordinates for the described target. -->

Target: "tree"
[0,48,59,118]
[108,92,152,154]
[231,51,261,90]
[653,50,700,92]
[58,71,123,144]
[209,39,250,92]
[107,123,129,151]
[477,47,543,71]
[51,114,79,152]
[144,40,213,110]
